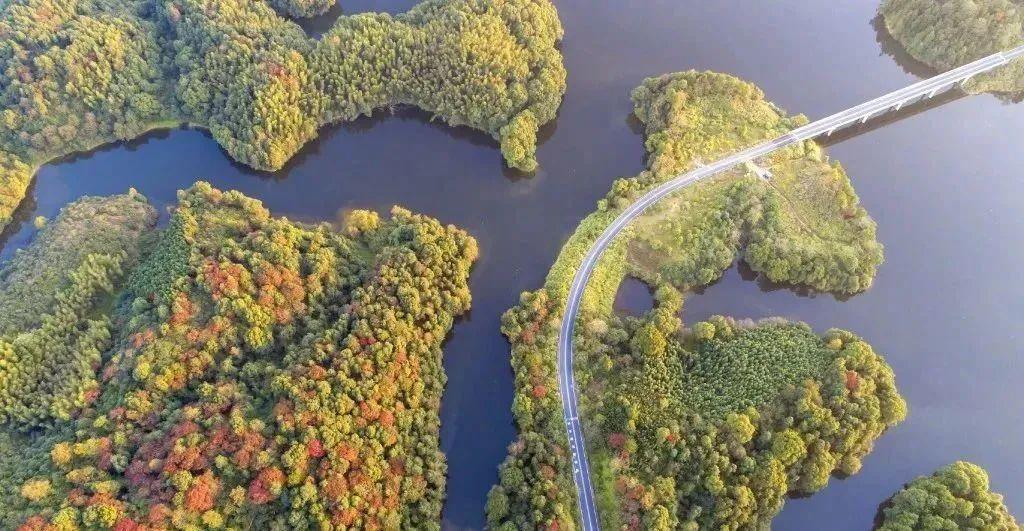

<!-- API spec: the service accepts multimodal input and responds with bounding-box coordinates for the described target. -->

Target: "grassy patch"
[677,321,834,418]
[490,71,892,529]
[625,71,882,295]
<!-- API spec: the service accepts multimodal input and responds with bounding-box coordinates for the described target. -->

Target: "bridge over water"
[557,43,1024,531]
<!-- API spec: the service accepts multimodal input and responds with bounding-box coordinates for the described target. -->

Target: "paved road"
[556,43,1024,531]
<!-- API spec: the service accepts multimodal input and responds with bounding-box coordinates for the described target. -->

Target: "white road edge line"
[553,44,1024,531]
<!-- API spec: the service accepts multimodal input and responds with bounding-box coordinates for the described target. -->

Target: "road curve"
[556,43,1024,531]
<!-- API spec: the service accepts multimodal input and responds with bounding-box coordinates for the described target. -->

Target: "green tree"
[877,461,1020,531]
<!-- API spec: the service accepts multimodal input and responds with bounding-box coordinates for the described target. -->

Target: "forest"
[880,0,1024,96]
[0,183,478,529]
[0,0,566,233]
[486,71,902,529]
[576,304,906,529]
[625,72,883,294]
[0,191,156,428]
[876,461,1019,530]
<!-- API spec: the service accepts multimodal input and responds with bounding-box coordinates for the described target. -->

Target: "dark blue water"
[613,277,654,316]
[2,1,1022,528]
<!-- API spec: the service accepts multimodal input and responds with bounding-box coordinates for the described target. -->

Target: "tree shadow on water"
[293,0,423,39]
[0,177,39,259]
[687,260,856,303]
[43,126,183,168]
[872,13,1024,104]
[872,14,940,80]
[217,104,531,181]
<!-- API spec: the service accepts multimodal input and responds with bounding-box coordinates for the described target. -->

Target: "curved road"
[556,44,1024,531]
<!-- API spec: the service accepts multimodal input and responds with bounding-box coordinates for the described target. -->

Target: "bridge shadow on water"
[817,88,967,148]
[870,13,1023,106]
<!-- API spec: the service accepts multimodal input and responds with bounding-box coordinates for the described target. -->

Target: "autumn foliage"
[0,183,477,530]
[488,71,904,530]
[0,0,567,234]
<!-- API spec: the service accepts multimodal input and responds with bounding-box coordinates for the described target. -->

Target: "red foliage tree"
[248,467,285,505]
[113,518,141,531]
[307,439,325,458]
[845,370,860,392]
[185,472,220,513]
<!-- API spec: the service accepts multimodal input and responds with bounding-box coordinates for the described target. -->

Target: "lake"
[2,1,1022,529]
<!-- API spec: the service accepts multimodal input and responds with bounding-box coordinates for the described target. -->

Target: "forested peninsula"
[876,461,1019,530]
[0,183,478,529]
[880,0,1024,96]
[0,0,567,233]
[485,72,905,530]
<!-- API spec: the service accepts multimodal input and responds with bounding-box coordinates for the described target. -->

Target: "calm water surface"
[2,1,1022,528]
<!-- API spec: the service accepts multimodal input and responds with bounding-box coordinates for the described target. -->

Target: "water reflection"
[294,0,422,38]
[0,179,37,254]
[612,276,654,316]
[682,263,836,328]
[295,2,345,37]
[269,107,507,176]
[818,89,967,148]
[872,15,940,80]
[873,13,1024,104]
[2,1,1023,529]
[687,260,836,300]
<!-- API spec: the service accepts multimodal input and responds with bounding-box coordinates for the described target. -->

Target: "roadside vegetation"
[876,461,1019,530]
[626,73,882,294]
[0,0,566,233]
[486,71,901,530]
[0,182,478,529]
[579,306,905,529]
[880,0,1024,97]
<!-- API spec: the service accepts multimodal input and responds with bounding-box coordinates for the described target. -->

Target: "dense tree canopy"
[309,0,565,172]
[488,72,897,530]
[0,0,176,153]
[487,289,578,530]
[0,191,155,429]
[580,306,906,529]
[880,0,1024,96]
[270,0,337,19]
[877,461,1019,530]
[625,72,883,294]
[0,0,174,228]
[0,0,566,232]
[0,183,478,529]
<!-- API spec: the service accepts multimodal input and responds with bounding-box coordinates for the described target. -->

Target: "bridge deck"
[558,43,1024,531]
